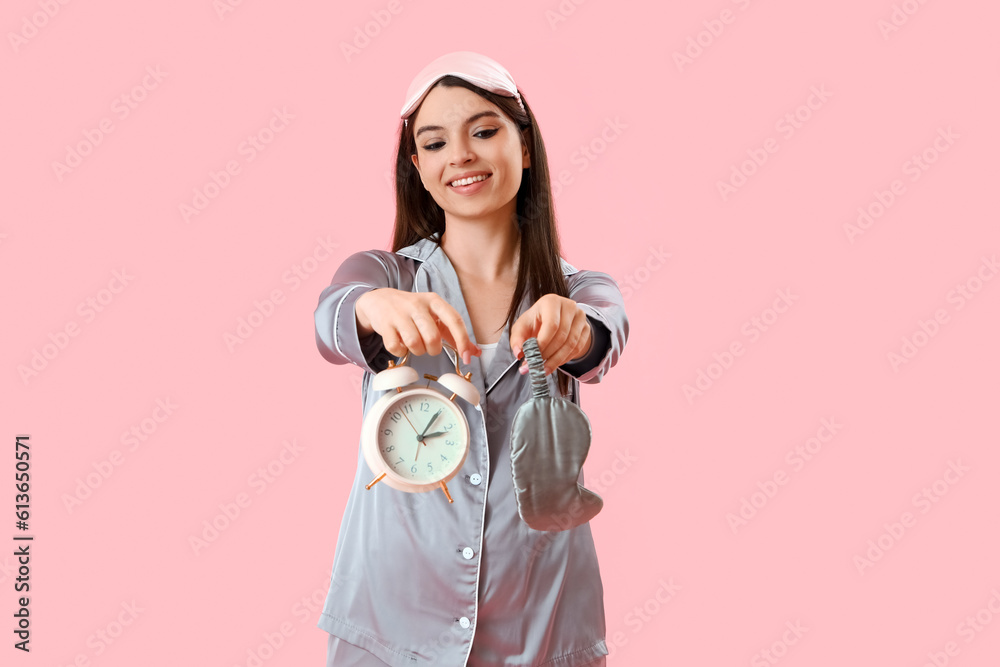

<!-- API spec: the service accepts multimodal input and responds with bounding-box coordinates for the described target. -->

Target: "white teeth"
[449,174,490,187]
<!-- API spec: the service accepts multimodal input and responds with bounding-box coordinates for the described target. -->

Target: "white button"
[459,617,471,629]
[469,473,482,486]
[462,547,474,560]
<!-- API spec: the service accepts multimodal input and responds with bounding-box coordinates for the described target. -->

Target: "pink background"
[4,1,999,665]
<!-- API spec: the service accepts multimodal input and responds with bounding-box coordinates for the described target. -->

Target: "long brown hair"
[391,76,572,395]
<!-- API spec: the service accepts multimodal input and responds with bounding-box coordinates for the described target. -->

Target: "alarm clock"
[362,346,480,503]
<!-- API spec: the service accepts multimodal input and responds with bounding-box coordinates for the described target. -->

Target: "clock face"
[376,391,468,484]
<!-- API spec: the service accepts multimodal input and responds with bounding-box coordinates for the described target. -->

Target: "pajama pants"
[325,633,608,666]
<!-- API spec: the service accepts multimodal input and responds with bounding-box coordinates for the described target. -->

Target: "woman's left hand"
[509,294,592,375]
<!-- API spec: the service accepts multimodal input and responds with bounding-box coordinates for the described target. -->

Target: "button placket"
[460,403,489,651]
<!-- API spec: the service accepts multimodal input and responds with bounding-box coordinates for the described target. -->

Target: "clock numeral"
[395,457,404,466]
[410,464,418,474]
[420,401,430,412]
[445,439,455,446]
[390,411,402,423]
[383,429,392,436]
[440,454,448,462]
[403,403,414,414]
[444,423,454,431]
[383,445,395,453]
[426,462,433,472]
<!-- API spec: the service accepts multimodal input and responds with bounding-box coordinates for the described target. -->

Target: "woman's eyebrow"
[415,111,502,138]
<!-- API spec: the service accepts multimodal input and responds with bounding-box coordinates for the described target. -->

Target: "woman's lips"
[448,173,492,195]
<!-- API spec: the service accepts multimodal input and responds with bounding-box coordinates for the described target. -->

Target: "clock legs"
[439,481,453,503]
[367,473,453,504]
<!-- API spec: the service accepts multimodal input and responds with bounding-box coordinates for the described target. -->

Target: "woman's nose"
[447,138,474,165]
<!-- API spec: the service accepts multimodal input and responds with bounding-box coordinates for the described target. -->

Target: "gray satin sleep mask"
[509,337,603,532]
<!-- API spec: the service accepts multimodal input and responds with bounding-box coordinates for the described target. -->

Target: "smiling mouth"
[448,174,492,187]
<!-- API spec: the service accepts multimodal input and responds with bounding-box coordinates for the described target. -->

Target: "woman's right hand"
[355,288,480,365]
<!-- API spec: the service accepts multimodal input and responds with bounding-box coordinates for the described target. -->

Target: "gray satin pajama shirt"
[313,236,628,666]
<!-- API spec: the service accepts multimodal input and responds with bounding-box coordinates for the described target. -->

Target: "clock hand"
[412,410,443,463]
[422,430,448,439]
[397,409,423,461]
[400,410,420,437]
[417,409,443,441]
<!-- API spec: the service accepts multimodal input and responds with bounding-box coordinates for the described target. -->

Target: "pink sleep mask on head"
[400,51,525,124]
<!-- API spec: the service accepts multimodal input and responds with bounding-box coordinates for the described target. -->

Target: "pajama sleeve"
[313,250,413,374]
[559,269,629,384]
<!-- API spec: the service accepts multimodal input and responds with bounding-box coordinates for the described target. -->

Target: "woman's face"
[409,84,530,225]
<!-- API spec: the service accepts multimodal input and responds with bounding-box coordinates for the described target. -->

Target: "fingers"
[534,311,562,359]
[509,294,551,358]
[511,295,591,375]
[429,298,480,365]
[508,315,533,360]
[362,290,479,364]
[380,328,409,358]
[366,288,605,374]
[542,308,591,373]
[402,313,437,357]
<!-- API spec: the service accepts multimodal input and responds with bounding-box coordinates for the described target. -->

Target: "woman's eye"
[422,129,499,151]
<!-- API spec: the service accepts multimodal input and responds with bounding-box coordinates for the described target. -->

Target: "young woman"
[314,51,628,666]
